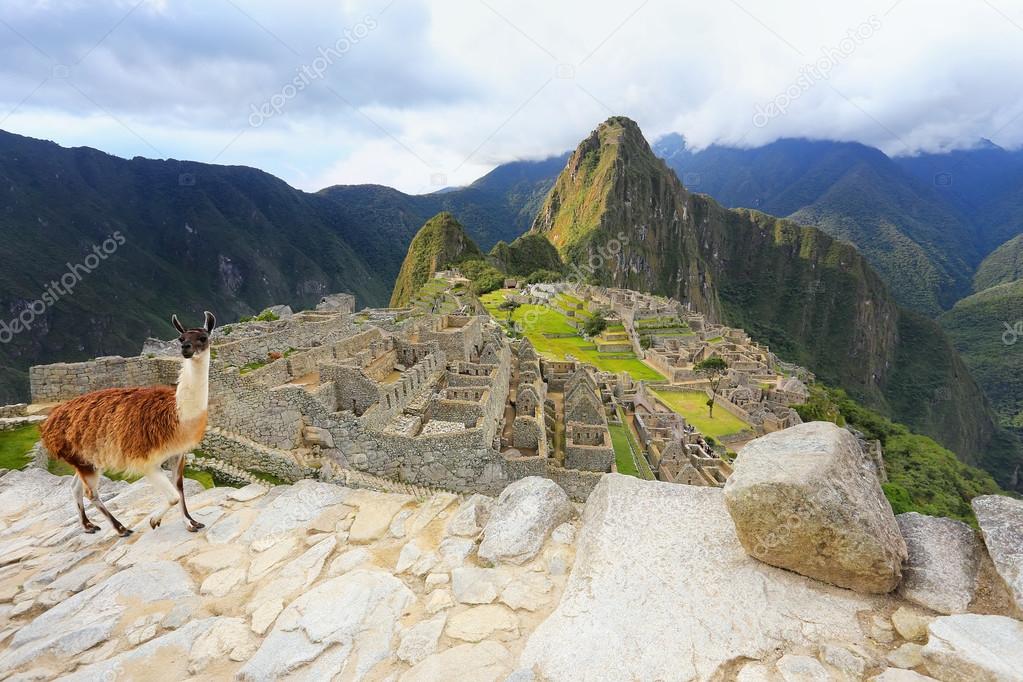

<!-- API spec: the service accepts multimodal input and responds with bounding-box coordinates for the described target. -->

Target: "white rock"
[551,523,576,544]
[189,617,258,671]
[59,618,221,682]
[446,604,519,642]
[775,654,830,682]
[228,483,268,502]
[478,477,574,565]
[188,546,245,574]
[250,598,283,636]
[238,569,414,681]
[724,422,907,593]
[390,509,413,538]
[426,572,450,590]
[447,494,494,537]
[972,494,1023,613]
[0,561,197,674]
[452,566,511,604]
[239,480,350,547]
[896,512,981,614]
[328,548,372,576]
[426,588,455,614]
[397,613,447,664]
[819,642,871,678]
[500,573,553,612]
[921,613,1023,682]
[396,541,423,573]
[400,641,513,682]
[349,492,413,543]
[438,536,476,569]
[200,567,246,598]
[519,474,886,682]
[247,536,300,582]
[887,642,925,669]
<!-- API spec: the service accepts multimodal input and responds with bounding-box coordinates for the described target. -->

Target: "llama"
[40,311,216,536]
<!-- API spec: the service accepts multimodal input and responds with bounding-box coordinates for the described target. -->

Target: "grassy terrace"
[652,389,749,439]
[0,424,41,470]
[480,290,664,381]
[609,423,639,476]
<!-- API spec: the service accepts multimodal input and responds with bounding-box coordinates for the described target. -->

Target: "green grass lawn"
[480,292,665,381]
[0,425,40,470]
[652,389,749,439]
[609,423,639,476]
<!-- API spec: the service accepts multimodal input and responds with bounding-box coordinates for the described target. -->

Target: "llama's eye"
[179,336,185,342]
[199,336,208,343]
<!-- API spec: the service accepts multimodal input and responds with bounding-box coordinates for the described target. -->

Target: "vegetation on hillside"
[0,425,40,470]
[488,233,565,277]
[795,385,1007,525]
[941,278,1023,433]
[389,212,483,307]
[973,233,1023,292]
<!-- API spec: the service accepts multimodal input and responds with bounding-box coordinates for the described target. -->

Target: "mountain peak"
[389,212,482,307]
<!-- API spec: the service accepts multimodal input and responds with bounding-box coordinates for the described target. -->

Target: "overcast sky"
[2,0,1022,193]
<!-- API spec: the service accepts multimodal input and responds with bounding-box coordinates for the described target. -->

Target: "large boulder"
[972,494,1023,614]
[519,474,887,681]
[723,421,907,593]
[478,477,574,565]
[921,614,1023,681]
[896,512,981,614]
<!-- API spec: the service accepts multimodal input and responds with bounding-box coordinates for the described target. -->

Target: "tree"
[694,357,728,418]
[583,313,608,337]
[497,300,520,325]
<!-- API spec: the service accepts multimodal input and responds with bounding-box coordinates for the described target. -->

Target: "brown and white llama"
[40,311,216,536]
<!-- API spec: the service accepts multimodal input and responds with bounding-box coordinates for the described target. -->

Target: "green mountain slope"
[974,233,1023,292]
[941,279,1023,435]
[0,130,383,404]
[653,135,977,314]
[389,212,482,307]
[534,116,1023,489]
[488,234,564,277]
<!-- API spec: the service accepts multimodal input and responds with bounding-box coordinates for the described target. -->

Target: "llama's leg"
[175,453,204,532]
[80,470,132,537]
[72,471,99,533]
[144,467,179,529]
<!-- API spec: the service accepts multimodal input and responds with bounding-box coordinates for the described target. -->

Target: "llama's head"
[172,311,216,359]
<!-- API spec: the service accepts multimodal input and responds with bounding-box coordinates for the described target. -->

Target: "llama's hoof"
[149,517,162,529]
[186,521,205,533]
[82,524,99,534]
[116,527,134,538]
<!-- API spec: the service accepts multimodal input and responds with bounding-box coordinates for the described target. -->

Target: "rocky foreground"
[1,446,1023,680]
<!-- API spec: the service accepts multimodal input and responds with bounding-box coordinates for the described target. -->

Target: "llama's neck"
[176,352,210,423]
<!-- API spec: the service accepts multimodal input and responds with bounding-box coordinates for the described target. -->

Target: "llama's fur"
[39,312,215,535]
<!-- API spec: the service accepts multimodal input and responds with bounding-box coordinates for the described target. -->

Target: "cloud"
[1,0,1021,193]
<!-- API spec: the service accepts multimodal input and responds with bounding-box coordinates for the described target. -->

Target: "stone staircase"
[313,454,463,500]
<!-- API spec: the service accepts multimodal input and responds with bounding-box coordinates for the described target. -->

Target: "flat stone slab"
[520,474,886,681]
[972,494,1023,614]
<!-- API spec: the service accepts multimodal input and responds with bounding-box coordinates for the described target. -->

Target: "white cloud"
[1,0,1021,193]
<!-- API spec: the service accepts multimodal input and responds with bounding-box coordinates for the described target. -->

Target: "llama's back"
[41,386,180,473]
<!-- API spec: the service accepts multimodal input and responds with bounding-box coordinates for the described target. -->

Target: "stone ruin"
[22,297,603,501]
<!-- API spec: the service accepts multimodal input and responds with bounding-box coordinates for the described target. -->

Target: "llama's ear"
[172,314,186,335]
[203,311,216,333]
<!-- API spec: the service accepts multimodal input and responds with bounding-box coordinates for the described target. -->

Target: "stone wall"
[29,356,180,403]
[0,404,27,418]
[198,430,313,482]
[544,462,603,501]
